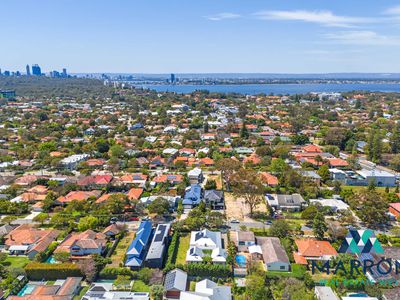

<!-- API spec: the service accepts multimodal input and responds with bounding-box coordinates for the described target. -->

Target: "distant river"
[134,83,400,95]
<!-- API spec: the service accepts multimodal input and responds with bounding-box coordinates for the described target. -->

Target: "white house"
[186,229,227,264]
[180,279,231,300]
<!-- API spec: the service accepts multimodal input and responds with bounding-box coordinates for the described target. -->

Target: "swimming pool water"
[235,255,246,267]
[18,284,36,296]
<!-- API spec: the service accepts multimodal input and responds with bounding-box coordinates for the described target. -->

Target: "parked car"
[230,219,240,224]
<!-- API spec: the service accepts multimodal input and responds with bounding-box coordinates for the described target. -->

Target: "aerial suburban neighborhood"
[0,75,400,300]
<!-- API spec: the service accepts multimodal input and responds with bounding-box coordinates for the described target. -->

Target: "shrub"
[25,262,82,280]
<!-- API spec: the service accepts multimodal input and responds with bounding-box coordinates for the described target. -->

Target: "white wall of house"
[266,261,290,272]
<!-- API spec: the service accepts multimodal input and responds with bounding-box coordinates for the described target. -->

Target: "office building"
[171,73,176,83]
[31,64,41,76]
[62,68,67,77]
[26,64,30,76]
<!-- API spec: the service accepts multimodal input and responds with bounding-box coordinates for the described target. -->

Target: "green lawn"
[109,231,135,267]
[132,280,150,292]
[2,256,30,270]
[266,264,306,279]
[174,234,190,265]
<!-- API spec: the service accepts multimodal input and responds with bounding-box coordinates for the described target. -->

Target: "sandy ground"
[204,173,223,190]
[224,192,268,222]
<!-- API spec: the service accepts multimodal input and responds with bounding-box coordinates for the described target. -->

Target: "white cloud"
[384,5,400,15]
[254,10,374,28]
[205,12,241,21]
[322,30,400,46]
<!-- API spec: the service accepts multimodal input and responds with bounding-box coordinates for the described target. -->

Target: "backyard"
[2,256,30,271]
[109,231,135,267]
[173,233,190,265]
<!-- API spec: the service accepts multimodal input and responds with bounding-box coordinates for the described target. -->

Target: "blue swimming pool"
[235,255,246,267]
[18,284,36,296]
[46,256,57,264]
[347,293,369,298]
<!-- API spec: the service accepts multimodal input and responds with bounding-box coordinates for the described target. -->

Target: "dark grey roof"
[204,190,223,202]
[276,194,305,206]
[257,237,290,264]
[145,223,170,261]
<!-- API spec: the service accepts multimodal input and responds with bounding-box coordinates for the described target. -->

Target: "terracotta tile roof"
[119,173,148,183]
[5,224,58,251]
[295,239,338,257]
[57,190,101,204]
[260,172,279,186]
[153,174,183,184]
[77,175,112,186]
[55,230,106,253]
[389,203,400,212]
[327,158,349,167]
[127,188,143,200]
[27,185,48,194]
[302,145,322,153]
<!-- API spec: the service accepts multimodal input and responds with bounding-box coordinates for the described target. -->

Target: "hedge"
[25,262,82,280]
[165,263,232,278]
[165,232,179,269]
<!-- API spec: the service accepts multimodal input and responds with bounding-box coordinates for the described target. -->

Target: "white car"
[230,219,240,224]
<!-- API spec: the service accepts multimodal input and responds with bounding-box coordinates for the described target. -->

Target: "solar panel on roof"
[154,225,166,242]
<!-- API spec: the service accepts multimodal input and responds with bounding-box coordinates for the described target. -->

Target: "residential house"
[5,224,59,259]
[180,279,231,300]
[188,168,204,184]
[231,231,255,252]
[60,154,89,170]
[152,174,183,186]
[119,173,148,187]
[77,175,113,189]
[55,230,107,257]
[125,221,153,269]
[309,197,349,212]
[164,268,188,299]
[103,224,125,239]
[127,188,144,201]
[204,190,224,210]
[293,239,338,265]
[186,229,227,264]
[8,277,82,300]
[257,237,290,272]
[314,286,340,300]
[82,282,149,300]
[265,193,305,212]
[145,224,170,268]
[56,190,101,205]
[182,184,203,209]
[389,203,400,218]
[260,172,279,187]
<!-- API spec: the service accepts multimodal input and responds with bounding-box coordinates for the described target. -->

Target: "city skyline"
[2,0,400,73]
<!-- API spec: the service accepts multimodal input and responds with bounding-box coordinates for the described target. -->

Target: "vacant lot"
[205,173,223,190]
[109,231,135,267]
[225,192,268,222]
[174,233,190,265]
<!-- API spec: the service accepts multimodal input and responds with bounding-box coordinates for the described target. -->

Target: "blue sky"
[2,0,400,73]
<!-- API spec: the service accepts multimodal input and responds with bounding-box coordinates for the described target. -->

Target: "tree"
[270,219,290,238]
[390,123,400,154]
[245,274,272,300]
[269,158,288,176]
[390,154,400,172]
[79,258,97,282]
[204,179,217,190]
[313,212,327,240]
[33,212,48,225]
[215,158,241,191]
[231,169,264,217]
[150,285,164,300]
[291,134,310,145]
[78,216,99,231]
[317,164,330,182]
[349,189,389,228]
[147,197,170,216]
[54,252,71,263]
[110,144,124,158]
[301,205,318,220]
[240,122,249,139]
